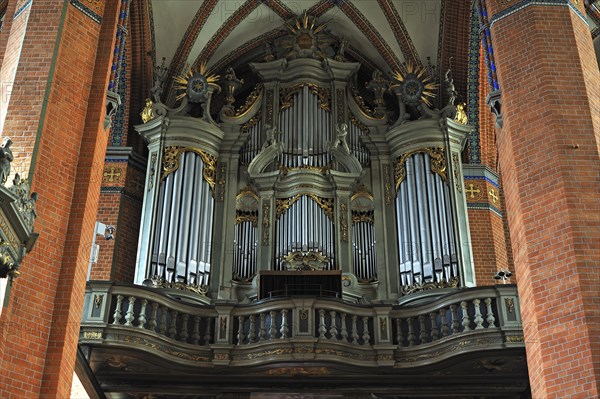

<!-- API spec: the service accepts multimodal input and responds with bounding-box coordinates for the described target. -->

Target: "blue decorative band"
[463,175,500,188]
[70,0,102,24]
[490,0,587,28]
[14,0,32,19]
[467,202,503,218]
[100,186,123,193]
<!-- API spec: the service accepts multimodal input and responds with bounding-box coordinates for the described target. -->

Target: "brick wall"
[0,1,120,397]
[486,2,600,397]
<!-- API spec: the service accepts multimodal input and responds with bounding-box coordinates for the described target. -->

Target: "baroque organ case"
[133,13,476,304]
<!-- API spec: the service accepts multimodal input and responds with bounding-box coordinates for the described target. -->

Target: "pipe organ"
[134,12,476,302]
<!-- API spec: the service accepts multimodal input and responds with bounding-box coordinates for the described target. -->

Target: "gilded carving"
[265,89,274,125]
[282,251,328,271]
[148,275,208,296]
[452,153,462,193]
[350,114,370,136]
[280,83,330,112]
[505,297,515,313]
[122,335,209,361]
[336,88,346,123]
[140,98,155,123]
[265,367,330,375]
[224,84,263,118]
[394,148,446,189]
[349,85,383,120]
[276,194,334,221]
[352,210,374,225]
[262,202,270,245]
[340,201,348,242]
[240,115,260,135]
[161,146,217,191]
[83,331,102,339]
[148,153,157,191]
[217,163,226,202]
[233,348,293,360]
[400,276,459,295]
[383,164,393,206]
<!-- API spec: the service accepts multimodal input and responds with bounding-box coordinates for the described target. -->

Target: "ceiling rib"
[377,0,424,71]
[338,1,402,71]
[164,0,219,104]
[192,0,261,70]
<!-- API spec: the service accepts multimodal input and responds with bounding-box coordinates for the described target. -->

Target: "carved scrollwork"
[280,83,330,111]
[162,146,217,191]
[394,147,447,190]
[352,210,374,225]
[340,201,348,242]
[350,114,370,136]
[400,276,459,295]
[240,114,260,134]
[282,250,329,271]
[148,275,209,296]
[223,83,264,118]
[275,194,333,221]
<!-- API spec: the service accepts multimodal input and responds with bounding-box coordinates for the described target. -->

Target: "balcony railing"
[80,282,523,367]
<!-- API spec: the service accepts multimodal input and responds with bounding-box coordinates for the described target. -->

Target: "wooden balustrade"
[81,283,523,366]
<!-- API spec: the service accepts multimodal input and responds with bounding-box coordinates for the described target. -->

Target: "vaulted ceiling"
[145,0,473,106]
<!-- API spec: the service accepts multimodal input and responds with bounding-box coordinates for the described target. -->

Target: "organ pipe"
[395,152,459,287]
[149,151,215,286]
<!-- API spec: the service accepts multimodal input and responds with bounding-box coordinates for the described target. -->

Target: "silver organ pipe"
[348,121,371,167]
[239,118,262,165]
[395,152,459,287]
[352,213,377,281]
[277,87,332,168]
[149,152,215,286]
[275,195,335,270]
[233,217,257,281]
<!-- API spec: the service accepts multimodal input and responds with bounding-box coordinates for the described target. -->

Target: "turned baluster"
[419,315,428,343]
[485,298,496,327]
[237,316,245,345]
[259,313,267,341]
[124,296,136,327]
[361,316,370,345]
[473,299,484,329]
[280,309,289,339]
[440,308,449,337]
[269,311,278,339]
[318,310,327,339]
[179,314,189,342]
[203,317,212,344]
[407,318,416,347]
[460,301,471,332]
[430,313,439,340]
[248,315,256,343]
[148,302,158,332]
[395,318,403,345]
[191,316,201,345]
[168,310,178,339]
[351,315,359,344]
[158,306,168,335]
[340,313,348,342]
[450,305,460,334]
[329,310,337,340]
[137,299,148,329]
[112,295,124,325]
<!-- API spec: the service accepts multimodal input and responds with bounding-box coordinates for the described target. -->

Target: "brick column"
[0,1,119,397]
[486,1,600,397]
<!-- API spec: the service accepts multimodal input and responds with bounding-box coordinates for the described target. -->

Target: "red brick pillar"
[0,1,119,397]
[486,1,600,397]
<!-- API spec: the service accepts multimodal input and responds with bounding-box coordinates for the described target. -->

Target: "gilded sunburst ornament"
[174,62,220,103]
[389,64,438,107]
[280,11,332,60]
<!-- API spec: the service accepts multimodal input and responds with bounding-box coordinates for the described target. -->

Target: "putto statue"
[333,123,351,154]
[0,137,14,185]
